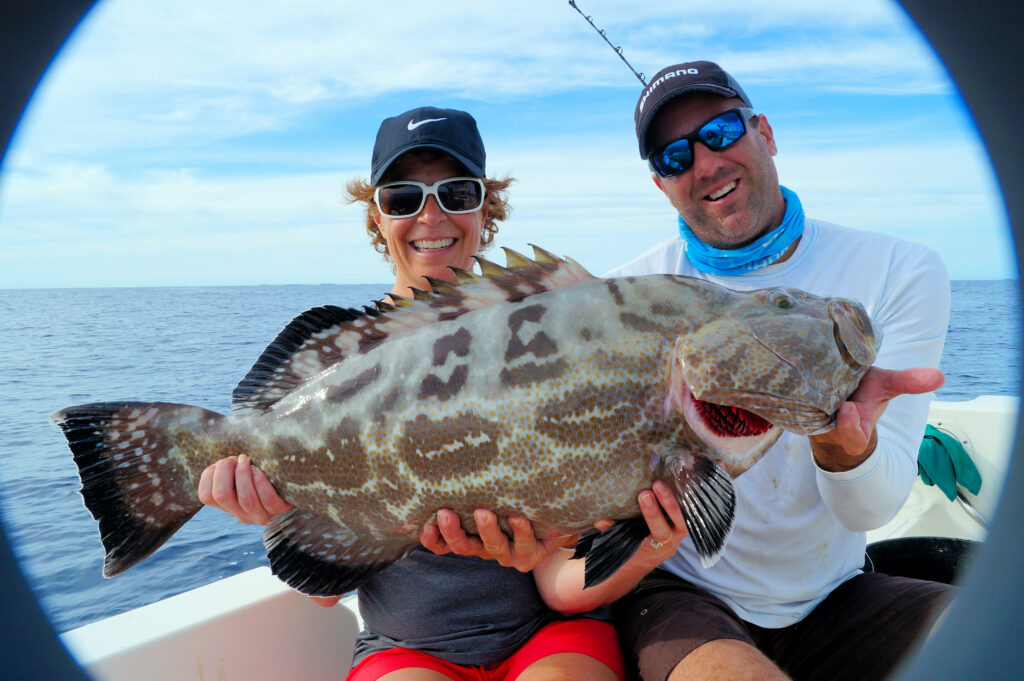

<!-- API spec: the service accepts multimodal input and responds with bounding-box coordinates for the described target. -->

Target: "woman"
[197,106,657,681]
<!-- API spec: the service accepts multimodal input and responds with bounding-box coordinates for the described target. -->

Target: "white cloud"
[0,0,1012,286]
[14,0,944,153]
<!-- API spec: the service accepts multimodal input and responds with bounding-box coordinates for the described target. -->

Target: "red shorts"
[346,618,625,681]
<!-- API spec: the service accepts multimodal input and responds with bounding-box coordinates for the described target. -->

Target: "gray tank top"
[352,548,604,667]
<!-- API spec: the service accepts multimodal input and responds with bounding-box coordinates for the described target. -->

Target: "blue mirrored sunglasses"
[648,108,757,177]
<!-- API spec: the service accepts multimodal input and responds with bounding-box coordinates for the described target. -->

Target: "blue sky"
[0,0,1014,288]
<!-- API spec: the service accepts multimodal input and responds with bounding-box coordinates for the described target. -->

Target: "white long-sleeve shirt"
[604,218,950,627]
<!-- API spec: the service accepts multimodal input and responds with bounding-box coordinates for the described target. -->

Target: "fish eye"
[769,292,792,309]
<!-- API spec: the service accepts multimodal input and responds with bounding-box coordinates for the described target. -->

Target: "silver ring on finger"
[648,537,666,549]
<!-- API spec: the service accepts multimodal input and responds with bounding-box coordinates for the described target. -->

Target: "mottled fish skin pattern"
[50,245,878,594]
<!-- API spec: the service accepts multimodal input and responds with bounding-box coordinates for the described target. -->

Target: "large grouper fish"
[51,245,878,595]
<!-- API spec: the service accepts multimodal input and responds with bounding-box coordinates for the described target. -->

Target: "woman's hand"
[632,480,689,560]
[420,509,572,572]
[533,480,688,614]
[197,454,294,525]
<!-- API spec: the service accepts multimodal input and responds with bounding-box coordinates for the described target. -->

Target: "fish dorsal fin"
[232,304,375,415]
[231,245,594,415]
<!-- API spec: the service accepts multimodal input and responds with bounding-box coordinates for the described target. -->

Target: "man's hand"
[811,366,944,472]
[420,510,572,572]
[197,454,294,525]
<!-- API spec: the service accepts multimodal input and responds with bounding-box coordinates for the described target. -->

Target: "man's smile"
[706,180,738,202]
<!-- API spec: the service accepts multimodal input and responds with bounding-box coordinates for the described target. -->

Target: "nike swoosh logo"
[407,117,447,130]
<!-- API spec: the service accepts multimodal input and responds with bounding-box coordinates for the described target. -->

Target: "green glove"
[917,424,983,502]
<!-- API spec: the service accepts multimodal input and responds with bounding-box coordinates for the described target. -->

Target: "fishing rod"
[568,0,647,86]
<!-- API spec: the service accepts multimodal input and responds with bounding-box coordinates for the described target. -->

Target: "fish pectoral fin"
[264,509,415,597]
[572,528,599,560]
[577,518,651,589]
[666,453,736,568]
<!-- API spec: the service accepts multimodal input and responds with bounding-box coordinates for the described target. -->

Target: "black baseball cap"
[370,106,486,185]
[634,61,753,159]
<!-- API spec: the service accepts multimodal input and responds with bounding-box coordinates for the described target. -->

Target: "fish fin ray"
[264,509,415,596]
[50,401,213,576]
[232,248,594,415]
[666,454,735,568]
[231,304,370,415]
[578,518,650,588]
[572,528,599,560]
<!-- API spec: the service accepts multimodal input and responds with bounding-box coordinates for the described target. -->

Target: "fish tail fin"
[264,509,416,596]
[666,453,736,568]
[50,401,224,577]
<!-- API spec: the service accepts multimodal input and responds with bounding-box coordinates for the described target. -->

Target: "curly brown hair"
[344,148,515,261]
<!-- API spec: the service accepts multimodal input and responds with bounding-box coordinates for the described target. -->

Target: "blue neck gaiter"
[678,185,804,275]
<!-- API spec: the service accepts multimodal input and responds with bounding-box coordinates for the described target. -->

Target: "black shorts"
[614,569,953,681]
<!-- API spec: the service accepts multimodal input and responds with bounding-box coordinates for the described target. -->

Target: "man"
[604,60,953,681]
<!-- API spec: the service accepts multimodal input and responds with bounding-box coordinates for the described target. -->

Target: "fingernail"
[640,492,653,507]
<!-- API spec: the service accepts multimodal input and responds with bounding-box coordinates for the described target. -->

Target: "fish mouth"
[689,392,772,437]
[677,388,781,475]
[688,387,835,436]
[668,359,781,473]
[668,346,775,440]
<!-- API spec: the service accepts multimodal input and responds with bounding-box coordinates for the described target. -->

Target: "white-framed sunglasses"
[373,177,486,218]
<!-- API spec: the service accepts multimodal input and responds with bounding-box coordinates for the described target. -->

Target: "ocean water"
[0,280,1019,633]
